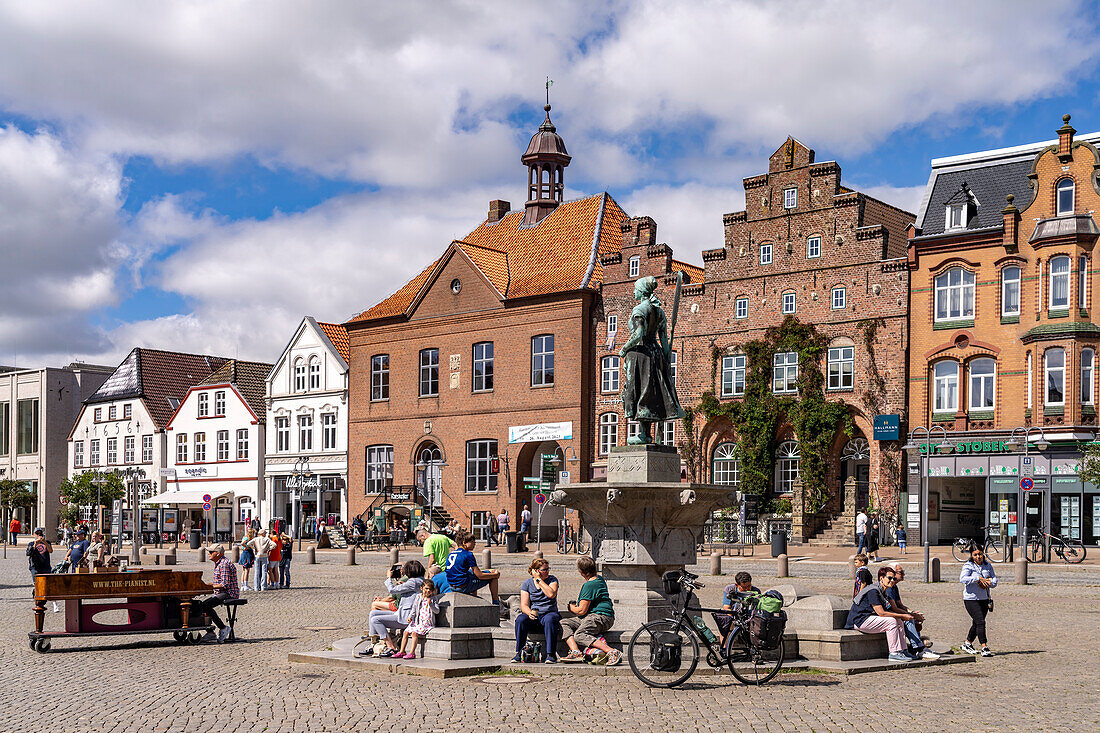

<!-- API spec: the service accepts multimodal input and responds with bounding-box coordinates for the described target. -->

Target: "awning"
[140,489,233,506]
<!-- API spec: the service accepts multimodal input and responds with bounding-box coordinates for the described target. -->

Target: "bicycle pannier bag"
[661,570,683,595]
[650,631,683,672]
[749,609,787,650]
[757,590,784,614]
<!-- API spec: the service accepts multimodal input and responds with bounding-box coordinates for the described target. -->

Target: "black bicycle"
[626,570,785,688]
[556,522,589,554]
[951,525,1005,563]
[1025,528,1086,564]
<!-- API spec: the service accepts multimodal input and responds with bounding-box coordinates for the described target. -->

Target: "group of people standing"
[482,505,533,547]
[238,528,293,590]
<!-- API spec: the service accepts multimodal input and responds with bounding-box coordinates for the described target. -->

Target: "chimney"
[487,200,510,223]
[1058,114,1076,162]
[1002,194,1019,249]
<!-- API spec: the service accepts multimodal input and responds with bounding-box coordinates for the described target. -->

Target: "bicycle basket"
[749,609,787,650]
[661,570,683,595]
[650,631,683,672]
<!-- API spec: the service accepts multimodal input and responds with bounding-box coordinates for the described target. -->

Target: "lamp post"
[903,425,952,583]
[116,467,146,564]
[1005,426,1050,561]
[291,457,311,551]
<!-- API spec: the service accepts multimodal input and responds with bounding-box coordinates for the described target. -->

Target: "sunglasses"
[883,575,896,581]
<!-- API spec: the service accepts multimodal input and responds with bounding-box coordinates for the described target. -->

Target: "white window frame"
[934,267,975,321]
[669,351,677,387]
[198,393,209,417]
[735,297,748,319]
[933,361,959,413]
[371,354,389,401]
[194,432,206,462]
[1082,348,1094,406]
[827,346,854,390]
[772,352,798,394]
[628,256,640,278]
[1001,266,1021,317]
[237,428,249,460]
[781,291,796,314]
[124,436,135,464]
[946,203,966,230]
[465,439,498,493]
[108,405,117,421]
[783,187,797,209]
[298,414,313,451]
[472,342,494,393]
[293,358,307,392]
[607,314,617,336]
[216,430,230,461]
[1026,352,1033,410]
[106,437,117,465]
[1079,256,1088,309]
[419,348,439,397]
[322,413,337,450]
[142,435,153,463]
[175,434,187,464]
[531,334,555,387]
[1056,178,1075,216]
[365,445,393,494]
[807,235,821,259]
[721,354,746,397]
[90,439,100,466]
[601,356,620,393]
[275,417,290,452]
[832,286,846,310]
[1046,348,1065,406]
[214,390,226,417]
[123,404,132,420]
[759,243,772,265]
[1050,255,1071,310]
[94,408,102,422]
[74,441,84,468]
[661,421,675,446]
[968,358,996,411]
[598,413,618,456]
[776,441,800,494]
[308,357,321,390]
[712,443,740,487]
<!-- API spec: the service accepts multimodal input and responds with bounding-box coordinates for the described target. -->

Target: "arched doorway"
[415,443,444,508]
[841,437,871,511]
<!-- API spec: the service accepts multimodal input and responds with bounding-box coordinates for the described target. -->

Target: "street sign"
[202,502,212,511]
[558,470,571,485]
[1020,477,1034,491]
[1022,464,1033,478]
[202,493,212,503]
[534,492,547,505]
[59,495,68,505]
[1023,457,1032,465]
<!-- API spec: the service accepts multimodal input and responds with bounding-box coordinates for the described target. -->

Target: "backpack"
[749,609,787,650]
[520,640,543,663]
[650,631,682,672]
[756,590,784,614]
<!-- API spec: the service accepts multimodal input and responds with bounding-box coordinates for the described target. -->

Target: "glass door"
[1024,490,1047,557]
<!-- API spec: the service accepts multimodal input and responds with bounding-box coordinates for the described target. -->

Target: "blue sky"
[1,0,1098,366]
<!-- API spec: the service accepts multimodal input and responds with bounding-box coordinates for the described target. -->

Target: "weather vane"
[546,77,553,106]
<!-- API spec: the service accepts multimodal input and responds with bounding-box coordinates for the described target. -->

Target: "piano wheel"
[173,631,187,644]
[187,631,203,644]
[32,638,51,654]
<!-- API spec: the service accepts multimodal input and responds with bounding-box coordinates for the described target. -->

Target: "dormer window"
[947,203,967,230]
[1056,178,1075,216]
[945,182,976,231]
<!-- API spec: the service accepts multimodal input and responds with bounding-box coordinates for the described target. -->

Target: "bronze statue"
[619,274,684,444]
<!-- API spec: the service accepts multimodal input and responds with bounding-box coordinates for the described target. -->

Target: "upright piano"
[30,568,214,652]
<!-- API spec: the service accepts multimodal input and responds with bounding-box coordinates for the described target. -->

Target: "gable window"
[772,352,798,394]
[828,346,855,390]
[124,436,135,464]
[176,434,188,463]
[1001,266,1021,317]
[465,439,498,493]
[370,354,389,401]
[308,356,321,390]
[237,428,249,460]
[94,408,102,422]
[298,414,313,451]
[108,405,117,421]
[933,361,959,413]
[776,441,800,494]
[275,416,290,452]
[607,314,617,336]
[1079,256,1088,309]
[721,354,746,397]
[365,445,393,494]
[216,430,230,461]
[293,358,307,392]
[598,413,618,456]
[123,404,132,420]
[194,432,206,462]
[214,391,226,417]
[1050,256,1071,310]
[832,286,846,310]
[322,413,337,450]
[759,243,772,265]
[90,439,100,466]
[74,441,84,468]
[1082,348,1094,405]
[531,334,555,387]
[106,438,117,465]
[198,393,209,417]
[735,297,748,319]
[472,342,494,392]
[1056,178,1075,216]
[781,291,796,314]
[1046,348,1065,406]
[628,256,640,278]
[934,267,975,321]
[419,348,439,397]
[601,356,620,393]
[783,188,797,209]
[947,203,967,230]
[712,443,740,487]
[969,358,996,410]
[142,435,153,463]
[807,235,821,259]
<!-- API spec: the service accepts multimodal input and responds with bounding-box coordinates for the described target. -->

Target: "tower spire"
[521,83,570,227]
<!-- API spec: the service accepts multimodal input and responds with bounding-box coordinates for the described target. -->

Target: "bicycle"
[556,522,589,554]
[951,525,1005,563]
[626,569,785,688]
[1025,528,1086,564]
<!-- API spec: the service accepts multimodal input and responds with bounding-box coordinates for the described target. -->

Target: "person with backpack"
[960,543,997,657]
[844,566,917,661]
[26,529,60,613]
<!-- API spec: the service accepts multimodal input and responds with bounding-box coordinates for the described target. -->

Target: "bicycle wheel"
[556,535,568,554]
[984,539,1004,563]
[627,619,700,688]
[1026,539,1044,563]
[951,540,970,562]
[1063,540,1086,564]
[725,626,785,685]
[574,532,589,555]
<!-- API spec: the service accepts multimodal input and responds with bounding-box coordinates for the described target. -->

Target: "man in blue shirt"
[445,531,500,603]
[65,528,90,572]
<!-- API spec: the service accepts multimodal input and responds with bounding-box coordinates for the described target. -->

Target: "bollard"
[1014,557,1028,585]
[777,553,789,578]
[141,546,148,555]
[307,546,316,565]
[481,548,492,570]
[930,556,941,582]
[848,554,857,580]
[232,545,241,563]
[198,547,207,563]
[534,550,544,560]
[710,551,723,576]
[389,548,400,566]
[346,547,356,566]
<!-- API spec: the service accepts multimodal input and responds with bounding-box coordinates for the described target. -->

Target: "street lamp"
[291,457,312,551]
[903,425,951,583]
[115,466,146,564]
[1006,426,1049,560]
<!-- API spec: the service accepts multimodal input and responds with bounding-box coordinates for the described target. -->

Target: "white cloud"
[622,183,745,263]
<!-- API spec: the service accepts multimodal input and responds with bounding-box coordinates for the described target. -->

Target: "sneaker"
[888,652,911,662]
[218,626,231,643]
[980,647,994,657]
[378,648,395,658]
[604,650,623,666]
[961,642,978,655]
[355,647,373,658]
[560,650,584,663]
[589,652,608,666]
[544,656,557,664]
[200,630,218,644]
[511,653,522,663]
[921,650,941,660]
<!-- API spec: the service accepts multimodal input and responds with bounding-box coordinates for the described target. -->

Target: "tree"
[58,471,125,509]
[1079,441,1100,490]
[0,479,35,513]
[57,504,81,529]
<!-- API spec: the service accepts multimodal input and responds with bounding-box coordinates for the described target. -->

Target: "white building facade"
[264,318,349,534]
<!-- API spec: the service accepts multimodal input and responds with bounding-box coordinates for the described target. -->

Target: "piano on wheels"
[29,568,215,653]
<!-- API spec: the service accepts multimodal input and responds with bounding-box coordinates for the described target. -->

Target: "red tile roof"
[671,259,704,283]
[317,322,350,362]
[347,193,628,324]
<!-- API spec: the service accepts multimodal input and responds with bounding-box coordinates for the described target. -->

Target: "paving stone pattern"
[0,549,1097,732]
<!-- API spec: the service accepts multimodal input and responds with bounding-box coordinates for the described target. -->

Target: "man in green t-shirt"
[419,530,456,570]
[560,555,621,665]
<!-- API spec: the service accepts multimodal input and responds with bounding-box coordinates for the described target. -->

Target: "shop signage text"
[508,421,573,444]
[873,414,900,441]
[918,440,1011,455]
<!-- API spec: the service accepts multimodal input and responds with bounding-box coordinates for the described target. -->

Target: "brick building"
[907,115,1100,547]
[597,138,914,543]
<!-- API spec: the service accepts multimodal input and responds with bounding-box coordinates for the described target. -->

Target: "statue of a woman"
[619,276,683,445]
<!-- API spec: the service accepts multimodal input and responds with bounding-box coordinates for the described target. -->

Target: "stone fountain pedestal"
[549,444,737,629]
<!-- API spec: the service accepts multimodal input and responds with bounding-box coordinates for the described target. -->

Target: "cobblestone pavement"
[1,548,1097,732]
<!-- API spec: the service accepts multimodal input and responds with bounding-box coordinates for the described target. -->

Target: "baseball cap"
[206,544,225,554]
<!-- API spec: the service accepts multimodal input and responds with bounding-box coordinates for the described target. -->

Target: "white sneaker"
[921,650,940,660]
[200,630,218,643]
[218,626,232,643]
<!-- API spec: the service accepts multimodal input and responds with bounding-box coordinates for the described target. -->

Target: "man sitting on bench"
[196,544,239,643]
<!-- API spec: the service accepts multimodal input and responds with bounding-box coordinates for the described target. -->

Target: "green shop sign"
[918,440,1012,455]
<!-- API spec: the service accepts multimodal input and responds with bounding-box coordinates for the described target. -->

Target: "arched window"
[934,268,975,321]
[933,361,959,413]
[712,443,740,487]
[308,356,321,390]
[1001,266,1020,317]
[1082,348,1094,406]
[1056,178,1075,216]
[1050,255,1071,309]
[969,358,996,410]
[1046,348,1065,406]
[598,413,618,456]
[293,358,306,392]
[775,441,800,494]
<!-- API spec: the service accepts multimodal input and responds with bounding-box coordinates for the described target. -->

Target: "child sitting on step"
[393,580,438,660]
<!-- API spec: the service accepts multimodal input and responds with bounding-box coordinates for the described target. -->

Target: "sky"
[2,0,1100,369]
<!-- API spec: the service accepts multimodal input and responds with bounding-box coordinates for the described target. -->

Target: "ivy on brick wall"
[695,316,853,514]
[856,316,900,513]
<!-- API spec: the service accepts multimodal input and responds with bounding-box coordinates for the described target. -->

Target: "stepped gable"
[200,359,274,420]
[317,322,350,362]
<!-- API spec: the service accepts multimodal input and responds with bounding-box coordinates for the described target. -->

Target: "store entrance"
[1024,490,1048,544]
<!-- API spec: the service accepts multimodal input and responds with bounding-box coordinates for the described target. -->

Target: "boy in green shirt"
[418,530,456,570]
[560,555,621,665]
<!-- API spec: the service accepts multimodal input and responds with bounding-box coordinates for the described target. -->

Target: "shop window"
[933,361,959,413]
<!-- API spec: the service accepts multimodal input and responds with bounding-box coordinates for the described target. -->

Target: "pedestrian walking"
[520,504,532,542]
[246,529,274,591]
[8,516,20,545]
[855,508,868,554]
[486,512,499,547]
[960,543,998,657]
[279,532,293,588]
[867,511,881,562]
[497,509,509,546]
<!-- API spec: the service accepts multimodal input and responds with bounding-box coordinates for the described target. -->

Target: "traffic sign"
[59,495,68,505]
[202,493,212,503]
[534,492,547,505]
[202,502,212,511]
[1020,477,1034,491]
[1023,457,1032,465]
